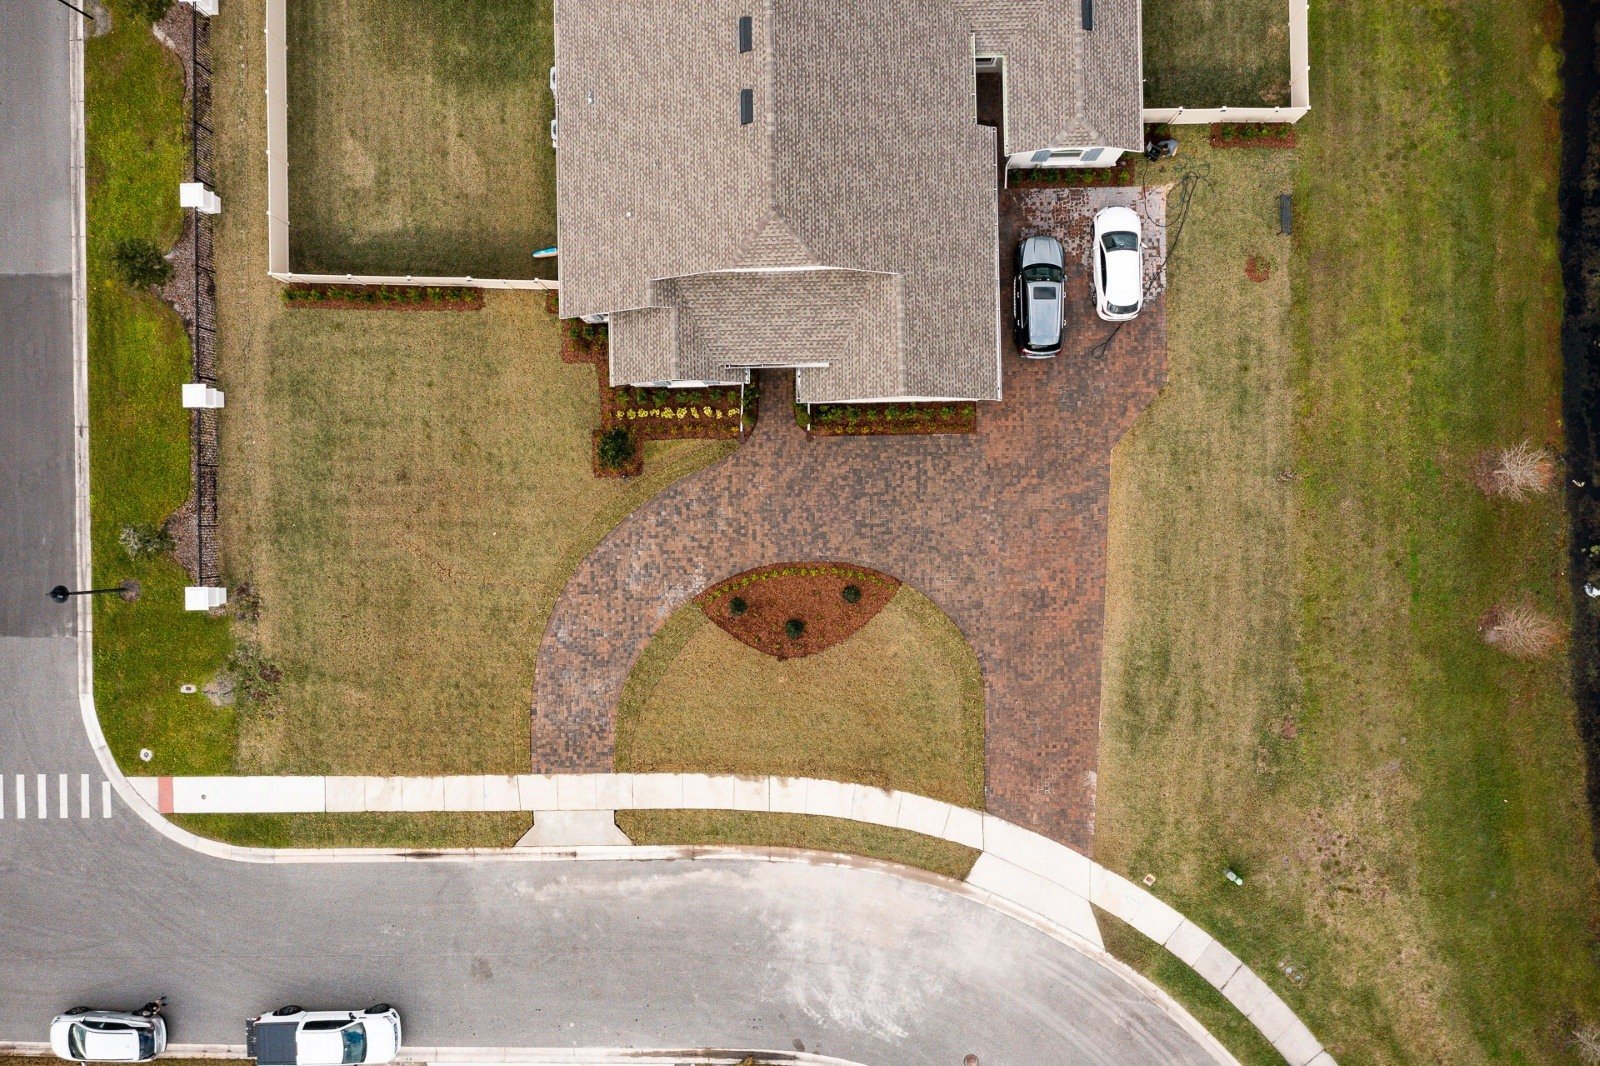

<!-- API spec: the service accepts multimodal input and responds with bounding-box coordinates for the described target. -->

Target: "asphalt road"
[0,4,1223,1062]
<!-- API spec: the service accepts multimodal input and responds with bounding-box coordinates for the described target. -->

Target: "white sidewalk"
[131,772,1332,1066]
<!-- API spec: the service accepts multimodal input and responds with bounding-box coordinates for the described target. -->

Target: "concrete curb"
[0,1043,863,1065]
[125,774,1330,1066]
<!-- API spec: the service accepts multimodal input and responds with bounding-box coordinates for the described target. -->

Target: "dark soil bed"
[800,402,976,436]
[696,563,900,659]
[280,283,484,311]
[1210,122,1297,150]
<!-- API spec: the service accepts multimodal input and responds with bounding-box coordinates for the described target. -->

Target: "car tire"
[272,1006,303,1017]
[363,1005,391,1015]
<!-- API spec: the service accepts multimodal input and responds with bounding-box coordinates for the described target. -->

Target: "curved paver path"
[535,190,1167,849]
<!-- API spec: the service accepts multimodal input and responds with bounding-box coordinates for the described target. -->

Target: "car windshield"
[138,1030,156,1059]
[1021,263,1063,282]
[1101,231,1139,252]
[1030,284,1056,301]
[1110,301,1141,315]
[341,1025,367,1064]
[67,1024,89,1060]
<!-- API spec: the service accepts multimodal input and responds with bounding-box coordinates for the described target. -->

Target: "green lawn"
[86,0,235,776]
[616,587,984,876]
[1099,1,1597,1062]
[1141,0,1292,108]
[285,0,554,279]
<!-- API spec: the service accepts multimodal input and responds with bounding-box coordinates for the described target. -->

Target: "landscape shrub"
[841,584,862,604]
[118,522,174,559]
[111,237,172,289]
[1471,441,1556,500]
[1479,601,1563,659]
[125,0,174,23]
[728,596,747,616]
[597,426,636,469]
[784,618,805,640]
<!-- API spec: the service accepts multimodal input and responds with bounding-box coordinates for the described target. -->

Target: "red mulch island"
[1209,122,1297,150]
[564,322,756,476]
[280,283,484,311]
[800,401,976,436]
[697,562,900,659]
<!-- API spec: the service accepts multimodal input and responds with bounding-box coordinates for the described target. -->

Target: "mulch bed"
[697,562,900,659]
[564,323,756,476]
[1009,157,1149,189]
[280,283,484,311]
[1210,122,1297,150]
[801,401,977,436]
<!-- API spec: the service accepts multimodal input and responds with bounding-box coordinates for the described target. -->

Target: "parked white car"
[50,1005,167,1063]
[247,1006,401,1066]
[1092,205,1144,321]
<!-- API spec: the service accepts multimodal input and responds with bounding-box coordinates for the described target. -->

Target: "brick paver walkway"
[533,186,1167,851]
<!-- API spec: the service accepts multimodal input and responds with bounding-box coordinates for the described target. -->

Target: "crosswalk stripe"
[36,773,45,820]
[102,779,111,818]
[15,774,24,819]
[58,774,67,819]
[80,774,89,818]
[0,774,113,823]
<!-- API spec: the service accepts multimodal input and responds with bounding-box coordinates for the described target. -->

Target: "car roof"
[1095,205,1141,232]
[81,1029,141,1061]
[1104,249,1142,304]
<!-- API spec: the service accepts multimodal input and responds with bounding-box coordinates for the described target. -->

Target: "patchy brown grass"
[1479,600,1564,659]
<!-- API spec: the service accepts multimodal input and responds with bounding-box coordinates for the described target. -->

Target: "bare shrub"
[1572,1022,1600,1065]
[1471,441,1555,500]
[1479,602,1564,659]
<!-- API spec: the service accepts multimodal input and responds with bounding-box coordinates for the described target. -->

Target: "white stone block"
[1162,918,1213,967]
[178,181,220,213]
[515,774,559,811]
[848,784,899,827]
[594,773,633,810]
[183,585,226,611]
[631,773,685,809]
[1088,868,1184,944]
[680,774,735,809]
[555,774,601,811]
[966,854,1102,949]
[442,776,484,812]
[729,775,770,812]
[943,806,985,849]
[1192,939,1244,990]
[181,383,224,409]
[399,776,444,812]
[480,775,521,811]
[324,776,368,813]
[768,776,809,814]
[127,777,160,807]
[803,778,851,819]
[892,791,951,838]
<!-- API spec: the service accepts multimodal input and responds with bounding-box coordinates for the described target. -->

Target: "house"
[552,0,1144,404]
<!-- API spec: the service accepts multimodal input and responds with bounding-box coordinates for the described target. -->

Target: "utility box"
[184,586,227,611]
[179,182,221,214]
[181,383,225,409]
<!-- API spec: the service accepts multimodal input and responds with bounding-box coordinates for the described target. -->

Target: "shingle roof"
[554,0,1001,403]
[954,0,1144,153]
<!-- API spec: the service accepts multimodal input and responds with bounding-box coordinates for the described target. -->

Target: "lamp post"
[49,581,139,604]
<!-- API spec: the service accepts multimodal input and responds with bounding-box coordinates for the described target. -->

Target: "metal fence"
[189,4,220,587]
[1141,0,1311,125]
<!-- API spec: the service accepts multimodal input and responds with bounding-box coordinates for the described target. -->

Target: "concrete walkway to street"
[130,771,1332,1066]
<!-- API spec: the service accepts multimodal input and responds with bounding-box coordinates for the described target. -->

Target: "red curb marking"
[157,776,174,815]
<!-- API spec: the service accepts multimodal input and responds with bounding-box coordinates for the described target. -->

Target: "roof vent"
[738,15,753,53]
[1081,0,1093,30]
[740,88,754,125]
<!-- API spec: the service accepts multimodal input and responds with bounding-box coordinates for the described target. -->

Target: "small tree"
[112,237,173,289]
[1573,1023,1600,1065]
[118,522,174,559]
[784,618,805,639]
[1471,441,1555,500]
[1479,601,1563,659]
[728,596,748,616]
[841,584,862,604]
[597,427,635,470]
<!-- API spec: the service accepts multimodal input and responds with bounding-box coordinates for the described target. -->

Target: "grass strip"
[171,811,530,849]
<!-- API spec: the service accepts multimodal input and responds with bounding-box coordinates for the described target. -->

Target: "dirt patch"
[696,562,900,659]
[1245,254,1272,283]
[1210,122,1297,150]
[281,283,485,311]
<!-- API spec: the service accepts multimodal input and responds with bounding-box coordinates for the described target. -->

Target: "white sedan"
[1092,205,1144,321]
[50,1006,167,1063]
[247,1006,402,1066]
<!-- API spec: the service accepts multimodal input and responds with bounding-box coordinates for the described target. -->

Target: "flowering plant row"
[618,406,741,422]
